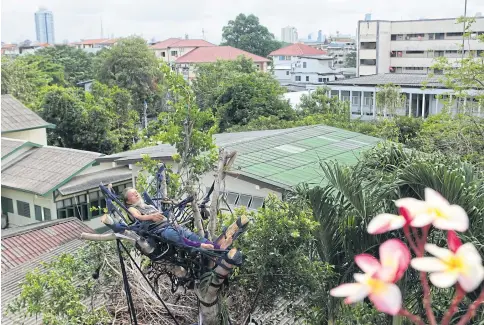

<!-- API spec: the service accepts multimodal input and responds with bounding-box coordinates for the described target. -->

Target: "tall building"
[281,26,298,43]
[357,16,484,76]
[35,8,55,44]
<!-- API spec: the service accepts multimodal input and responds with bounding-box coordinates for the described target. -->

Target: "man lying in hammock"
[122,187,220,250]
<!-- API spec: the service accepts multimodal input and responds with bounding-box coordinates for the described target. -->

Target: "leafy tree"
[221,14,283,57]
[35,45,95,86]
[1,55,51,107]
[343,51,356,68]
[298,87,349,116]
[20,54,66,86]
[95,36,163,118]
[375,83,406,117]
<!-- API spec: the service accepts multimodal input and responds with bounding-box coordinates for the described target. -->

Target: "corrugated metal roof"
[58,167,132,195]
[327,73,446,88]
[1,218,94,274]
[1,146,102,195]
[224,125,381,189]
[1,137,40,159]
[1,94,55,133]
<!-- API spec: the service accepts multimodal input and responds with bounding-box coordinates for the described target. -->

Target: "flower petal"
[355,254,381,274]
[330,283,364,297]
[369,283,402,315]
[411,257,446,272]
[396,198,426,220]
[368,214,405,234]
[425,188,449,206]
[425,244,453,260]
[345,285,370,304]
[458,263,484,292]
[379,239,411,282]
[410,212,434,228]
[448,205,469,232]
[457,243,482,265]
[433,217,468,232]
[447,231,462,253]
[429,272,458,288]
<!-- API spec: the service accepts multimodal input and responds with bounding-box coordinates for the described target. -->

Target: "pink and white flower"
[411,242,484,292]
[330,239,410,315]
[367,188,469,234]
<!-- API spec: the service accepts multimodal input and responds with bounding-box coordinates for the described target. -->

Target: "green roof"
[226,125,381,190]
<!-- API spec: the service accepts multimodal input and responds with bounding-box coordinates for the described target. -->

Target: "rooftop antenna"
[101,17,104,39]
[202,28,205,40]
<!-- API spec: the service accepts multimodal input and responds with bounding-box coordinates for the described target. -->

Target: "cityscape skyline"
[2,0,484,45]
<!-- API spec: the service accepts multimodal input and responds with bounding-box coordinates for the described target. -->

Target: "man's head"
[122,187,142,206]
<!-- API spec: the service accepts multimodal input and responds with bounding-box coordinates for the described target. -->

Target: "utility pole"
[101,17,104,39]
[143,100,148,129]
[461,0,468,63]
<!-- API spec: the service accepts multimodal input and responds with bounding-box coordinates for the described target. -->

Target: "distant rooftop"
[1,94,55,133]
[150,38,215,50]
[269,43,327,57]
[328,73,446,88]
[175,46,270,64]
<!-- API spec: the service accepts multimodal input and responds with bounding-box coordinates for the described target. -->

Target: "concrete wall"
[377,22,392,74]
[274,68,291,82]
[1,188,56,227]
[3,128,47,146]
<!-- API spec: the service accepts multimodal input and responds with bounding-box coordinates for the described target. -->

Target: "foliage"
[375,83,406,117]
[298,87,349,116]
[134,154,181,199]
[343,51,357,68]
[95,36,163,116]
[232,197,337,322]
[1,55,51,107]
[6,242,112,325]
[221,13,284,57]
[35,45,95,86]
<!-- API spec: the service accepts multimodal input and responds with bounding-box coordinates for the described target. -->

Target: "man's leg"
[179,226,209,243]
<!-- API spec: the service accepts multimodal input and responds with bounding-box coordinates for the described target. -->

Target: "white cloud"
[2,0,483,44]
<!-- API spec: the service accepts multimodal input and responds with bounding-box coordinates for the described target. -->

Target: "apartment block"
[357,17,484,76]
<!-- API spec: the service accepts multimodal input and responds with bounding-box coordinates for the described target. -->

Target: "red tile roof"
[176,46,270,64]
[73,38,116,46]
[150,38,215,50]
[269,43,327,57]
[1,218,94,273]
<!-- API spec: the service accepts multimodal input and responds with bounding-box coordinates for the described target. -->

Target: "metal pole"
[461,0,467,63]
[117,240,138,325]
[143,100,148,129]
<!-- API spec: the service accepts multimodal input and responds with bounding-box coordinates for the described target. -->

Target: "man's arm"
[128,207,164,222]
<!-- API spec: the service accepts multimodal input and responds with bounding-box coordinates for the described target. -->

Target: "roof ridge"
[1,217,92,239]
[43,145,103,156]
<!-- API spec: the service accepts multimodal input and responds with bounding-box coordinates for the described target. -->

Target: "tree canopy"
[221,14,284,57]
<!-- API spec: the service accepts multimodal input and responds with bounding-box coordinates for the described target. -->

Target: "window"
[161,51,166,57]
[323,78,329,82]
[237,194,251,207]
[446,32,463,37]
[44,208,51,221]
[428,33,435,40]
[360,42,376,49]
[478,50,484,57]
[295,76,301,81]
[1,196,14,214]
[318,77,323,82]
[406,67,424,71]
[435,51,444,57]
[352,96,360,105]
[226,192,239,205]
[435,33,445,40]
[434,69,443,75]
[17,201,31,218]
[286,71,289,75]
[170,50,178,56]
[249,197,265,209]
[35,205,43,221]
[406,51,424,54]
[360,59,376,65]
[303,62,307,68]
[305,76,309,82]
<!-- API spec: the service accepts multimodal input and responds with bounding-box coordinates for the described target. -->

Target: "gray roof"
[98,129,289,163]
[58,167,132,195]
[1,94,55,133]
[1,146,102,196]
[1,137,40,159]
[327,73,446,88]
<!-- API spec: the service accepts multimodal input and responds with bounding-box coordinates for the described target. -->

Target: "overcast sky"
[2,0,484,44]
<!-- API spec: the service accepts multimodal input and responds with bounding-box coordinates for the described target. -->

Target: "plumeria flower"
[367,188,469,234]
[411,233,484,292]
[330,239,410,315]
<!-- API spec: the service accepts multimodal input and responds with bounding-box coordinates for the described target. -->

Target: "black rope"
[117,240,138,325]
[118,240,181,325]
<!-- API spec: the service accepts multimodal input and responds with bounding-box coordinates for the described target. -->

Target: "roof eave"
[1,123,56,134]
[1,141,42,160]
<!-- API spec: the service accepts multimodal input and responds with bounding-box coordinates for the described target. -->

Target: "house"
[1,42,50,57]
[269,43,327,68]
[150,38,215,63]
[97,125,381,210]
[1,218,94,325]
[291,55,341,89]
[357,16,484,76]
[326,73,483,120]
[1,95,133,231]
[174,46,270,81]
[70,38,117,53]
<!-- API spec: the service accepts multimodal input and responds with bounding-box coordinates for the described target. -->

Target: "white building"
[357,17,484,76]
[281,26,298,43]
[326,74,483,120]
[291,55,341,89]
[150,38,215,64]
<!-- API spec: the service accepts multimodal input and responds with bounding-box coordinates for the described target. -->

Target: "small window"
[428,33,435,40]
[286,71,289,75]
[17,201,31,218]
[435,33,445,40]
[77,195,86,203]
[237,194,251,207]
[1,196,14,214]
[318,77,323,82]
[58,209,67,219]
[170,50,178,56]
[56,200,63,209]
[295,76,301,81]
[161,51,166,57]
[446,32,463,37]
[279,56,285,60]
[435,51,444,57]
[406,50,424,54]
[63,198,72,207]
[44,208,51,220]
[249,197,264,209]
[89,191,99,201]
[226,192,239,205]
[35,205,43,221]
[303,62,307,68]
[305,76,309,81]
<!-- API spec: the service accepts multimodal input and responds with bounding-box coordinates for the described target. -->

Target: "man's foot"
[201,243,215,250]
